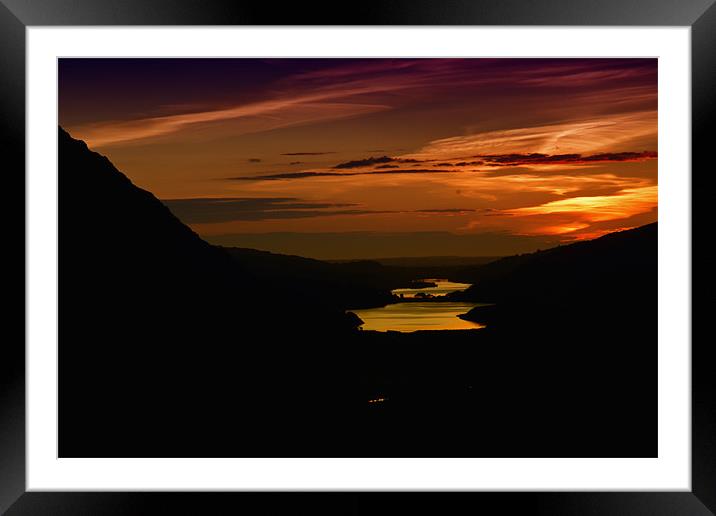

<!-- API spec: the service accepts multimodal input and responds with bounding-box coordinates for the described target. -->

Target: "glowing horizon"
[59,58,657,258]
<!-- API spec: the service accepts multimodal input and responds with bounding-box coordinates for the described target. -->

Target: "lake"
[392,279,473,298]
[351,279,487,332]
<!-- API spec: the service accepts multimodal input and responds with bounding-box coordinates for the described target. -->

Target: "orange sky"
[59,58,657,259]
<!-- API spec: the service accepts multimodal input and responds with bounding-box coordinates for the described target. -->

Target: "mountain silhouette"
[59,127,365,456]
[59,126,656,458]
[374,223,658,457]
[222,247,398,309]
[450,223,656,325]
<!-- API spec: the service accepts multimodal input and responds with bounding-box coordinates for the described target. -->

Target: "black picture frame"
[3,1,711,514]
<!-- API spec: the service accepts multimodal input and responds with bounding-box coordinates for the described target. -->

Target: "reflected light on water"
[392,279,473,298]
[351,279,487,332]
[352,301,487,332]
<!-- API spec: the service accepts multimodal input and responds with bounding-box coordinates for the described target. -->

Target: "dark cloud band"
[476,151,656,167]
[161,197,370,223]
[162,197,491,224]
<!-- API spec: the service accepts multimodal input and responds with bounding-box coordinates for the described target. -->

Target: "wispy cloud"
[403,111,657,161]
[65,59,658,156]
[69,60,493,148]
[72,100,390,148]
[61,58,658,249]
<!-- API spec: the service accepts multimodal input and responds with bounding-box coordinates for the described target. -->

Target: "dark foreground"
[59,127,655,458]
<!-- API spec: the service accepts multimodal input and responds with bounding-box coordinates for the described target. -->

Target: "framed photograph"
[5,0,711,514]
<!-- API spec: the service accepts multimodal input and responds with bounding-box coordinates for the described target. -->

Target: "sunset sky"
[59,58,657,259]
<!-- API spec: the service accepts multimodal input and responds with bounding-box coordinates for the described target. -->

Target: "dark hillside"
[59,127,358,456]
[450,223,656,329]
[222,247,397,309]
[59,126,656,458]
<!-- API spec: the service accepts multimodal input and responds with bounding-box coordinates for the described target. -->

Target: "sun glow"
[507,186,657,221]
[60,58,658,254]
